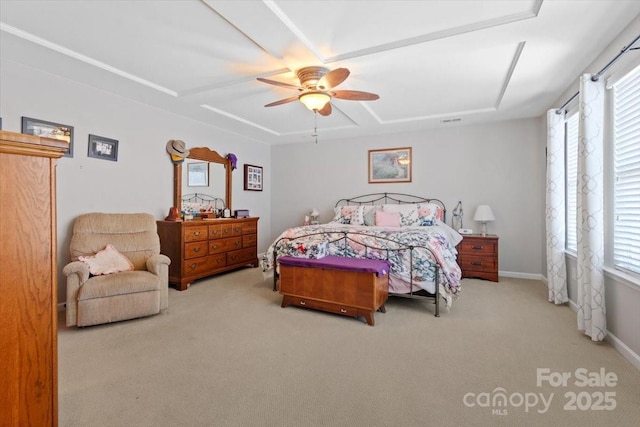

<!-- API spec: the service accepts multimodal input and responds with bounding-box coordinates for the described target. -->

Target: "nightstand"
[457,234,499,282]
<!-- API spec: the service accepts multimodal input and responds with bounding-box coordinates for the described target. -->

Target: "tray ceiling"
[1,0,639,145]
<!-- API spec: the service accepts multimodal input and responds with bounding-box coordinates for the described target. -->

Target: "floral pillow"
[417,203,441,226]
[331,206,364,225]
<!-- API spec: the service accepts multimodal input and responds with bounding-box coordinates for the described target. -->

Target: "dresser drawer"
[242,234,257,248]
[185,241,208,259]
[227,247,256,265]
[208,224,222,238]
[458,239,497,256]
[209,237,242,254]
[183,254,226,276]
[184,225,208,242]
[242,221,257,234]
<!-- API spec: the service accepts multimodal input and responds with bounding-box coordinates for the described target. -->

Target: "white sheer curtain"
[576,74,606,342]
[545,110,568,304]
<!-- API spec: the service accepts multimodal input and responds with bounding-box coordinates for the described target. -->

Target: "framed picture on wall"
[187,162,209,187]
[244,164,263,191]
[87,134,118,161]
[368,146,412,183]
[21,116,74,157]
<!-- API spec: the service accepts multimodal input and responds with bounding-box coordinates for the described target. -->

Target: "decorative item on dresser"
[0,130,68,426]
[457,234,499,282]
[157,217,259,290]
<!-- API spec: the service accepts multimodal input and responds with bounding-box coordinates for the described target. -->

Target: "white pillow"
[79,244,134,275]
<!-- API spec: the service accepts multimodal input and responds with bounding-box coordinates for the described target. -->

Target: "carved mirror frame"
[173,147,232,212]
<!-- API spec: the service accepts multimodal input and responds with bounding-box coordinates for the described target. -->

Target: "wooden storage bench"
[277,256,390,326]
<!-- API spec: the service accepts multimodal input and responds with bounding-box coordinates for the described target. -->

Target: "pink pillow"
[79,244,134,275]
[375,210,401,227]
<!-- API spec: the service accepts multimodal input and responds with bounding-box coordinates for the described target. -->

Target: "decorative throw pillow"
[331,206,364,225]
[417,203,440,226]
[79,244,134,275]
[363,206,381,226]
[375,210,401,227]
[381,204,420,226]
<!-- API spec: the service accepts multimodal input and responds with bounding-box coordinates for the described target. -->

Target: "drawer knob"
[212,245,218,249]
[472,245,483,250]
[194,247,201,253]
[300,301,306,306]
[471,262,483,266]
[340,308,347,313]
[189,263,197,270]
[194,231,201,236]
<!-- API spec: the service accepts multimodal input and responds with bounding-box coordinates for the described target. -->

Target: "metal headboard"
[334,192,447,223]
[181,193,226,209]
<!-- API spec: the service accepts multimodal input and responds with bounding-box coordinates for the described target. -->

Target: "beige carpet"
[58,269,640,426]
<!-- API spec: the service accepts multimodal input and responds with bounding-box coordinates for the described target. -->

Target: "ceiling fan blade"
[318,102,332,116]
[257,77,302,91]
[332,90,379,101]
[264,96,299,107]
[318,68,350,90]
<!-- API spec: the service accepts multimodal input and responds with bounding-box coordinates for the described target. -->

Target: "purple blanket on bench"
[278,255,391,277]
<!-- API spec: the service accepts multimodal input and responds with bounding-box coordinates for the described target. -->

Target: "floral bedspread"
[265,223,462,307]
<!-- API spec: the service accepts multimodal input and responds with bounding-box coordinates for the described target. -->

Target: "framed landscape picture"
[244,164,263,191]
[187,162,209,187]
[87,134,118,161]
[368,147,412,183]
[22,116,74,157]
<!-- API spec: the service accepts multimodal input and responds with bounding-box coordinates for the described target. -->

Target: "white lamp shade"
[473,205,495,222]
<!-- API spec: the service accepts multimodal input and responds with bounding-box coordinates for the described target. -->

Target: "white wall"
[271,117,547,278]
[0,59,272,303]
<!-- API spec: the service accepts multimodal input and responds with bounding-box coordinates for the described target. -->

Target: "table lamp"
[473,205,495,237]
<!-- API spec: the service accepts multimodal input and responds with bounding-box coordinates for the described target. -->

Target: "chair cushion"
[78,271,161,301]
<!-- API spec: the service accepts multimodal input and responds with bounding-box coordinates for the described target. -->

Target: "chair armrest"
[63,261,90,282]
[146,254,171,275]
[63,261,90,327]
[147,254,171,311]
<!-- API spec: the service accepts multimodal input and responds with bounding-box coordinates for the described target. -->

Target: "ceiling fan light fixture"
[299,91,331,111]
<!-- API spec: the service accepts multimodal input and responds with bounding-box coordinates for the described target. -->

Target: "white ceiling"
[1,0,639,145]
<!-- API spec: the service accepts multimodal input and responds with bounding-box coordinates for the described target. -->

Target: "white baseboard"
[606,331,640,371]
[499,270,544,281]
[566,297,639,371]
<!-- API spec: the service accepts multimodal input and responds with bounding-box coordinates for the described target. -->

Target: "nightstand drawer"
[458,240,497,255]
[459,256,497,273]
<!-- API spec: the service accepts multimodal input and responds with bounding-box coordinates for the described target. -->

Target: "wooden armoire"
[0,130,68,426]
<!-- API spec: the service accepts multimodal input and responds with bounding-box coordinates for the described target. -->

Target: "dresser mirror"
[172,146,232,214]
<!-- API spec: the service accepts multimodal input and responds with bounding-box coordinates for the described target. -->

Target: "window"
[565,113,579,252]
[612,64,640,274]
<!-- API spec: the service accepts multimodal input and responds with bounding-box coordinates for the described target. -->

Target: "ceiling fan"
[257,66,379,116]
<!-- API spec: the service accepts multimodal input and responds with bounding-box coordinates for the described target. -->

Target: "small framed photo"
[368,147,412,183]
[244,164,263,191]
[187,162,209,187]
[88,134,118,161]
[21,116,74,157]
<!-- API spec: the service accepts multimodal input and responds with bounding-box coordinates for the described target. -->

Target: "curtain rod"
[555,33,640,114]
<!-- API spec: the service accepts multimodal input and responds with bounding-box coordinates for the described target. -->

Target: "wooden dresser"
[157,217,259,290]
[457,234,499,282]
[0,130,68,426]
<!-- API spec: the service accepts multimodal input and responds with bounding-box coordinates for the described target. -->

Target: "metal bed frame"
[271,193,450,317]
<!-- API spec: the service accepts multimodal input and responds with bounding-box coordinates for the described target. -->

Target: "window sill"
[603,266,640,292]
[564,250,640,291]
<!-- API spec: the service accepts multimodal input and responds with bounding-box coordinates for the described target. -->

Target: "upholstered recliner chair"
[63,213,170,327]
